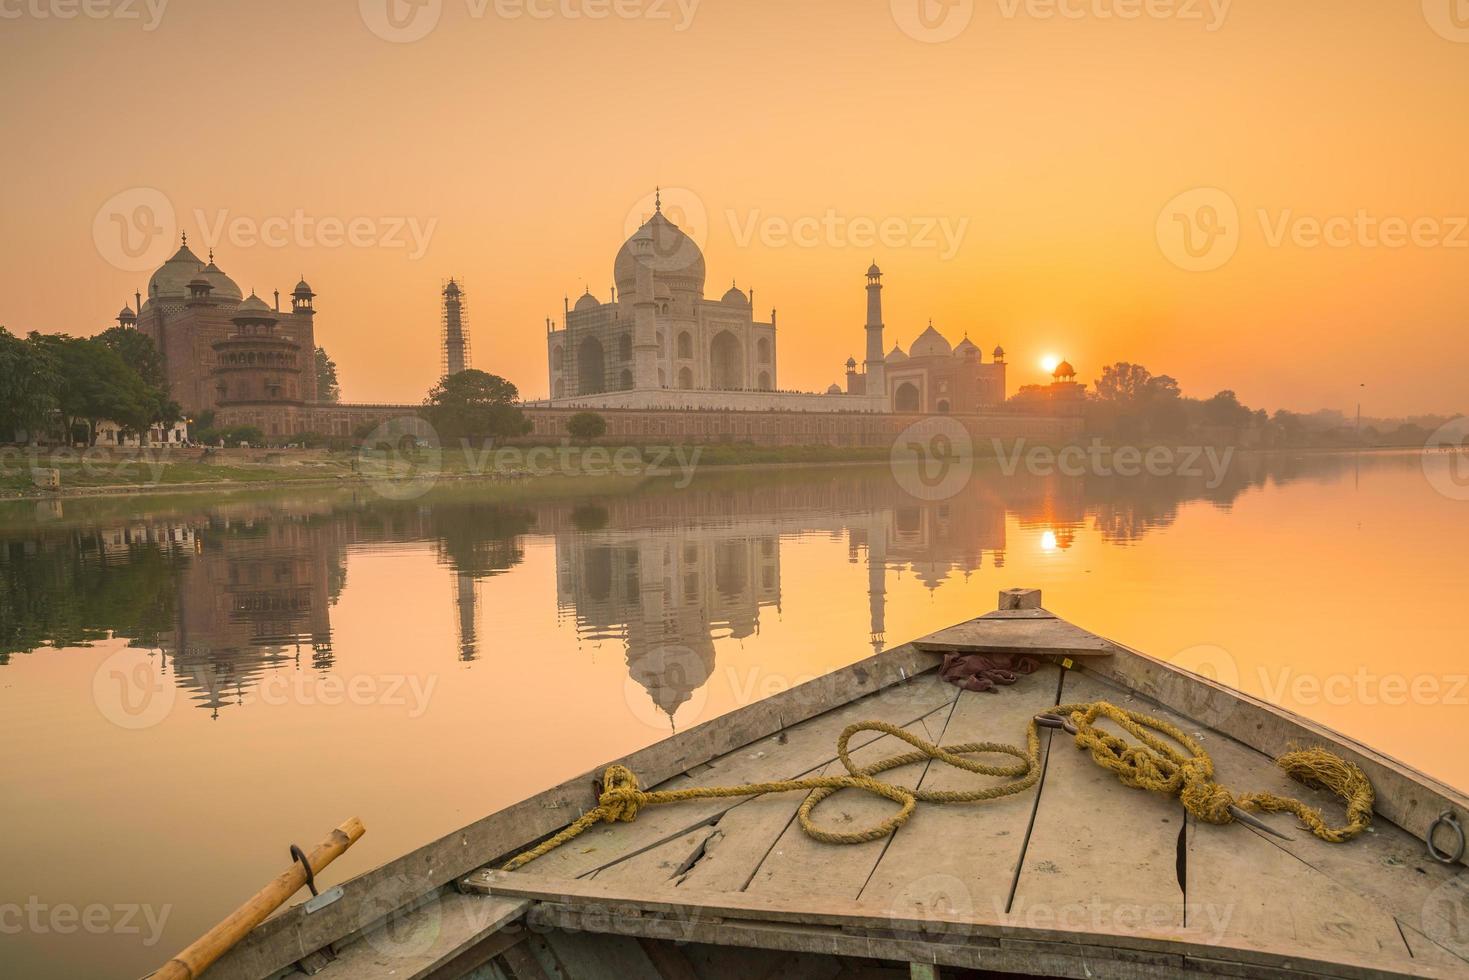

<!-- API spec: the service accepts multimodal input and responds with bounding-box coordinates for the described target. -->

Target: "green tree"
[567,411,607,443]
[32,334,154,445]
[1093,362,1155,403]
[315,347,341,403]
[97,326,179,437]
[422,370,531,445]
[0,327,60,442]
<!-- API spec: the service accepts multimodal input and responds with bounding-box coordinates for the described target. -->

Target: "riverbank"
[0,441,1427,502]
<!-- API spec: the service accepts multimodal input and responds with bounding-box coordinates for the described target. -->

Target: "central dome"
[146,241,205,302]
[614,212,706,295]
[910,324,953,359]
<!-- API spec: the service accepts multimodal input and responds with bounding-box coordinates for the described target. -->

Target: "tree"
[1202,390,1252,429]
[0,327,60,442]
[31,334,154,445]
[1093,363,1154,404]
[567,411,607,443]
[422,370,531,445]
[315,347,341,403]
[97,326,178,440]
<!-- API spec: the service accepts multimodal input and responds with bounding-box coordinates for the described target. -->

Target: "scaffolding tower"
[442,278,472,377]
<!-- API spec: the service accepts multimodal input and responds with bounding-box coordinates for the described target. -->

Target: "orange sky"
[2,0,1467,414]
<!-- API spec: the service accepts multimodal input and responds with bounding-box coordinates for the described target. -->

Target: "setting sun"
[1041,354,1062,374]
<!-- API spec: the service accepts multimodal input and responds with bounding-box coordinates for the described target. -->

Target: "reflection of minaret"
[442,279,470,377]
[454,572,478,661]
[866,514,887,654]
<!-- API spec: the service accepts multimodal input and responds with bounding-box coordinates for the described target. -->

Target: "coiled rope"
[501,699,1373,872]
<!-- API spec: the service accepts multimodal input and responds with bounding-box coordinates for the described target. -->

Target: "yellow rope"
[501,699,1373,872]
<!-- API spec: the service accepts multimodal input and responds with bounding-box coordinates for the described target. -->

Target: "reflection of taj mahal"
[546,194,1008,415]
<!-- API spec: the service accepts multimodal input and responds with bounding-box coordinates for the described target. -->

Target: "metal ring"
[1427,811,1465,865]
[290,844,319,896]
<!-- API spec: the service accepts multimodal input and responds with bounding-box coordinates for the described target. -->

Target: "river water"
[2,450,1465,978]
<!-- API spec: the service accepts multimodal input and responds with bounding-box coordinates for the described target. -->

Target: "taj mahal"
[545,193,1008,416]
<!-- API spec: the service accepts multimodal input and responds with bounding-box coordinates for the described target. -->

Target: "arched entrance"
[678,366,693,389]
[757,370,771,391]
[894,381,920,412]
[577,336,606,395]
[710,331,744,390]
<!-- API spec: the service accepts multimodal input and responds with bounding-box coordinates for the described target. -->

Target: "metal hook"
[289,844,318,897]
[1428,811,1465,865]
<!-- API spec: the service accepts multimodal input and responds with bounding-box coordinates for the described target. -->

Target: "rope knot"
[597,765,643,823]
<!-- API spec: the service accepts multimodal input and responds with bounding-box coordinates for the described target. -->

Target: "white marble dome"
[613,211,706,295]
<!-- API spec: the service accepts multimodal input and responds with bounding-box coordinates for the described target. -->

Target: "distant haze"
[2,0,1466,415]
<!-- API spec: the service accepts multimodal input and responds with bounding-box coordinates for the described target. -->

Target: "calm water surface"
[2,451,1465,978]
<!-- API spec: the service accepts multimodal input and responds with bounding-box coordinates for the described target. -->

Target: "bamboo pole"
[151,817,366,980]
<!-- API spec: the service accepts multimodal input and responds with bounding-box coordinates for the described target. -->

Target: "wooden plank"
[1399,922,1469,973]
[482,875,1455,979]
[311,892,528,980]
[1008,668,1187,936]
[206,641,943,980]
[913,617,1115,657]
[1086,637,1469,867]
[742,705,962,900]
[517,672,958,883]
[636,938,702,980]
[858,664,1064,919]
[539,930,662,980]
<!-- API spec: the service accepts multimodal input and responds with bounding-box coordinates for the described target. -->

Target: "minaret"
[442,279,470,377]
[864,263,886,406]
[631,217,659,390]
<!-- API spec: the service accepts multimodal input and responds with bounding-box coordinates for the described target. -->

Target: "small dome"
[909,324,952,358]
[721,283,749,307]
[200,259,243,302]
[993,345,1005,359]
[826,383,843,395]
[1053,360,1076,379]
[233,292,277,321]
[867,262,882,277]
[574,290,601,312]
[845,356,857,368]
[188,276,211,290]
[118,305,136,320]
[885,344,908,364]
[953,337,979,358]
[443,279,461,297]
[293,278,314,296]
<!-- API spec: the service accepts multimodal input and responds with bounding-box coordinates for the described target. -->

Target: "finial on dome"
[208,248,214,263]
[655,187,662,213]
[181,231,188,246]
